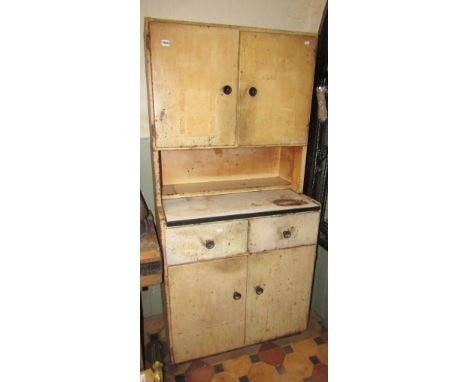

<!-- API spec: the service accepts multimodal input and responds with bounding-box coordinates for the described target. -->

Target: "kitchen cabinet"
[147,20,316,149]
[144,18,321,364]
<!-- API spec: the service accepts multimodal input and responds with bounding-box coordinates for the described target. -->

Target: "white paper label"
[161,39,170,47]
[304,40,310,45]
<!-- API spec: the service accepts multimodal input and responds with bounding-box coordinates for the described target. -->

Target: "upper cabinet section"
[146,20,317,149]
[238,32,317,146]
[148,21,239,148]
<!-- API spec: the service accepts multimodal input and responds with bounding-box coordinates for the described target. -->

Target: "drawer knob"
[205,240,215,249]
[283,230,292,239]
[249,87,257,96]
[223,85,232,95]
[255,286,264,295]
[233,292,242,300]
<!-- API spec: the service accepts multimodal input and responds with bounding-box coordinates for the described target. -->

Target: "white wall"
[140,0,327,137]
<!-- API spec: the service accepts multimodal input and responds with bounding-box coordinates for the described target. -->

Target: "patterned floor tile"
[167,316,327,382]
[185,360,215,382]
[247,362,279,382]
[258,342,285,367]
[283,353,314,379]
[291,338,318,357]
[314,336,325,345]
[275,365,286,375]
[321,329,328,343]
[311,364,328,382]
[283,345,294,354]
[214,364,224,373]
[210,371,239,382]
[277,372,303,382]
[309,355,320,365]
[316,344,328,365]
[310,319,322,338]
[223,355,252,378]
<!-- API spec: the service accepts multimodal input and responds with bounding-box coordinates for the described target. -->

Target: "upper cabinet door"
[238,32,317,146]
[149,21,239,148]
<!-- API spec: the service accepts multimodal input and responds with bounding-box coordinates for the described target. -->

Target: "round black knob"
[255,286,264,295]
[283,230,292,239]
[205,240,215,249]
[223,85,232,95]
[233,292,242,300]
[249,87,257,96]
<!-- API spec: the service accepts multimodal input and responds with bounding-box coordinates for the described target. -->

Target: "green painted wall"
[140,137,155,215]
[311,245,328,325]
[141,137,163,317]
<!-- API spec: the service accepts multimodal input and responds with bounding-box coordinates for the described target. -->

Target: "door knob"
[223,85,232,95]
[205,240,215,249]
[233,292,242,300]
[283,230,292,239]
[255,286,264,295]
[248,87,257,96]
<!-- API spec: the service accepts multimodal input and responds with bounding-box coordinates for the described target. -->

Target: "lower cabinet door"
[245,245,317,345]
[168,256,247,363]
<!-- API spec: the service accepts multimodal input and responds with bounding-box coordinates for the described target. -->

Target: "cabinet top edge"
[144,17,318,37]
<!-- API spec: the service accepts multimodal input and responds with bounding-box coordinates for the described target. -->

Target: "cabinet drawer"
[248,211,319,252]
[165,220,248,265]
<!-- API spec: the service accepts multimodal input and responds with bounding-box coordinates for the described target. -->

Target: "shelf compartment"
[160,146,305,199]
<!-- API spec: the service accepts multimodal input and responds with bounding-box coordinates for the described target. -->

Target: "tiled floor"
[166,315,327,382]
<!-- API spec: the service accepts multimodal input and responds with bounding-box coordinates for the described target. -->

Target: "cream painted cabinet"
[147,20,316,148]
[238,32,317,146]
[167,256,247,362]
[245,246,317,344]
[145,19,321,364]
[148,21,239,148]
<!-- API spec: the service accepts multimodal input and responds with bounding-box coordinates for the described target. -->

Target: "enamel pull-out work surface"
[162,189,320,226]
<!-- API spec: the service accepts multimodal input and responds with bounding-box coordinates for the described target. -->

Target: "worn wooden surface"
[162,147,282,184]
[248,211,320,253]
[140,219,162,288]
[168,256,248,363]
[238,32,317,146]
[279,145,307,191]
[144,19,321,365]
[160,146,305,198]
[165,220,248,265]
[149,21,239,148]
[143,314,165,346]
[162,189,319,224]
[162,177,291,199]
[245,246,316,344]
